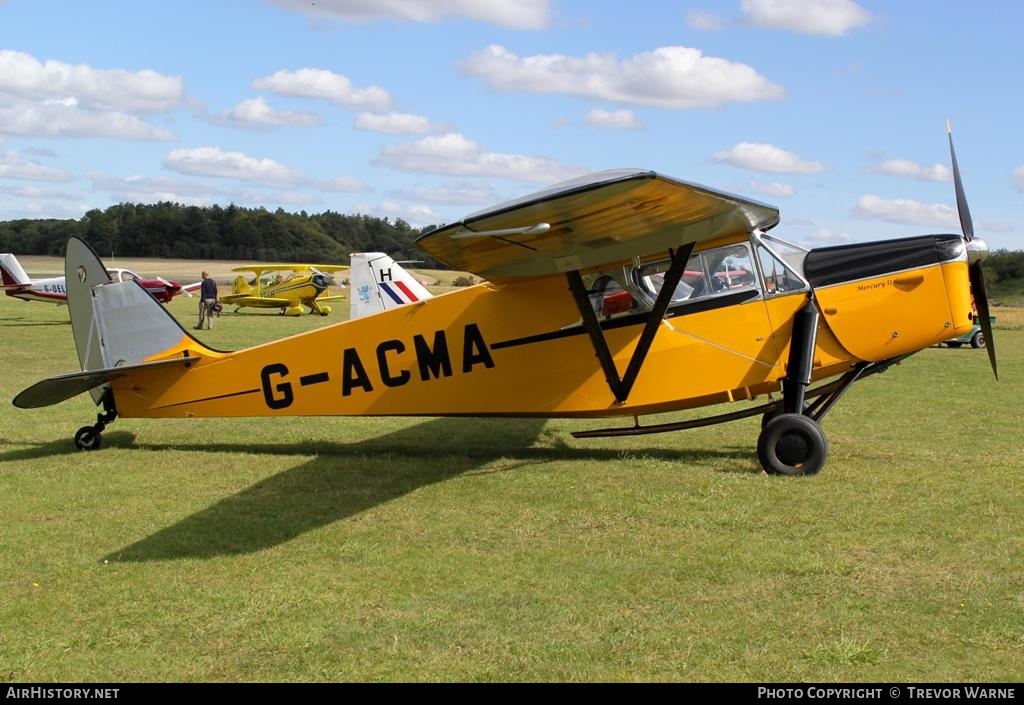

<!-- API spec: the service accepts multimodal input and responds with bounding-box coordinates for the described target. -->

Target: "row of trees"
[0,202,445,267]
[984,249,1024,284]
[1,203,1021,287]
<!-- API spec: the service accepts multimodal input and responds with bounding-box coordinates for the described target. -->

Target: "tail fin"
[349,252,433,319]
[231,275,252,295]
[14,238,204,408]
[0,252,32,289]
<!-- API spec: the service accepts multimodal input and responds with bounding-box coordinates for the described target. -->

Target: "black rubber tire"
[761,403,808,430]
[970,331,985,349]
[74,425,102,451]
[757,413,828,476]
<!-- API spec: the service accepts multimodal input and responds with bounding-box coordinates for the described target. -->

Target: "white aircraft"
[349,252,433,319]
[1,252,197,304]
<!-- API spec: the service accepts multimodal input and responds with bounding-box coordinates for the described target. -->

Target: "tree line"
[1,203,1022,287]
[0,202,445,267]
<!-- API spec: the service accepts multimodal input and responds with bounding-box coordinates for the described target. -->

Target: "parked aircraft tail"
[349,252,433,319]
[0,252,32,290]
[231,275,253,296]
[14,237,210,410]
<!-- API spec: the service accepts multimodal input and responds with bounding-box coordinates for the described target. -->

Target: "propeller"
[309,268,335,290]
[156,276,180,291]
[948,121,997,379]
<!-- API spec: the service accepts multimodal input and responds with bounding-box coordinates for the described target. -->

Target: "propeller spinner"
[948,121,997,379]
[310,268,335,290]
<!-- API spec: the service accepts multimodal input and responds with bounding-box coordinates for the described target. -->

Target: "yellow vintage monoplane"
[220,264,348,316]
[14,127,997,476]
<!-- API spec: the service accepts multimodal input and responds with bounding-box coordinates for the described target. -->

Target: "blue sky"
[1,0,1021,250]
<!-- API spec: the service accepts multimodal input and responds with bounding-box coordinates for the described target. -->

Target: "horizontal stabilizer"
[13,357,194,409]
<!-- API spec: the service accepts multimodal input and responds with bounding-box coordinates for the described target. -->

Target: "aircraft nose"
[966,238,989,265]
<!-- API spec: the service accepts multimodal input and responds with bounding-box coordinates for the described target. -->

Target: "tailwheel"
[757,413,828,476]
[74,425,102,451]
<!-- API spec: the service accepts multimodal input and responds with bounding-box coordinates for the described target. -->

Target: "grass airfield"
[0,269,1021,682]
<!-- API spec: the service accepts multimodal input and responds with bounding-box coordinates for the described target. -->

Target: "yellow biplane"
[13,127,997,476]
[220,264,348,316]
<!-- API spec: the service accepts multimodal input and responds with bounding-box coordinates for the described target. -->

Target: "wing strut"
[566,242,695,404]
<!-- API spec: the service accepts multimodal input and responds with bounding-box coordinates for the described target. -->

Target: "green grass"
[0,293,1021,682]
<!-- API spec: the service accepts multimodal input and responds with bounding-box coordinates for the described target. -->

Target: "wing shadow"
[98,417,756,563]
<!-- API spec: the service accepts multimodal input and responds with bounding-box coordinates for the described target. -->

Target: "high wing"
[416,169,779,282]
[230,264,349,274]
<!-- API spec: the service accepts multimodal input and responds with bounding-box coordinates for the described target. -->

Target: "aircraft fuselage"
[108,231,974,421]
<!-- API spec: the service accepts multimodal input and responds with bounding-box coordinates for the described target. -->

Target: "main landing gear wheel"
[757,413,828,476]
[761,403,808,430]
[74,425,102,451]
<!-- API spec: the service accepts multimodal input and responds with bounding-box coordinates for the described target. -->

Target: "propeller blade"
[968,260,998,380]
[947,120,974,242]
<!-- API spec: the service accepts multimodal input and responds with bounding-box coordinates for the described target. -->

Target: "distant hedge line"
[0,202,445,267]
[2,204,1021,287]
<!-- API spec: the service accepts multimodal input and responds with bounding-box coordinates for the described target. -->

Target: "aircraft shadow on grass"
[0,316,69,326]
[0,416,756,562]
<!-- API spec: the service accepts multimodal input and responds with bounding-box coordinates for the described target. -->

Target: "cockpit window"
[756,244,806,296]
[635,243,758,305]
[585,273,636,318]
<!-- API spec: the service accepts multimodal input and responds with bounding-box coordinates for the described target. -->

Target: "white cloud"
[748,179,796,198]
[583,108,642,130]
[687,10,723,30]
[390,181,500,205]
[356,200,444,227]
[0,184,78,200]
[461,44,785,109]
[163,147,306,187]
[1013,165,1024,192]
[86,172,221,202]
[865,158,951,182]
[314,176,373,192]
[233,189,323,207]
[375,132,587,184]
[980,220,1013,233]
[0,50,184,112]
[807,228,853,244]
[354,111,442,134]
[13,201,91,219]
[269,0,550,30]
[213,96,321,129]
[22,147,58,158]
[0,99,175,141]
[714,143,828,174]
[252,68,392,111]
[852,194,959,228]
[741,0,871,36]
[0,150,73,182]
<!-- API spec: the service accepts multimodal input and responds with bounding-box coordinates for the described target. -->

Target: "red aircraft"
[1,252,198,305]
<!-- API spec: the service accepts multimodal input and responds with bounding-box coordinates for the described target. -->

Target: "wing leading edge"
[416,169,780,282]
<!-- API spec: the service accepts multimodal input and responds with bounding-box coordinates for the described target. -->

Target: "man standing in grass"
[196,271,218,330]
